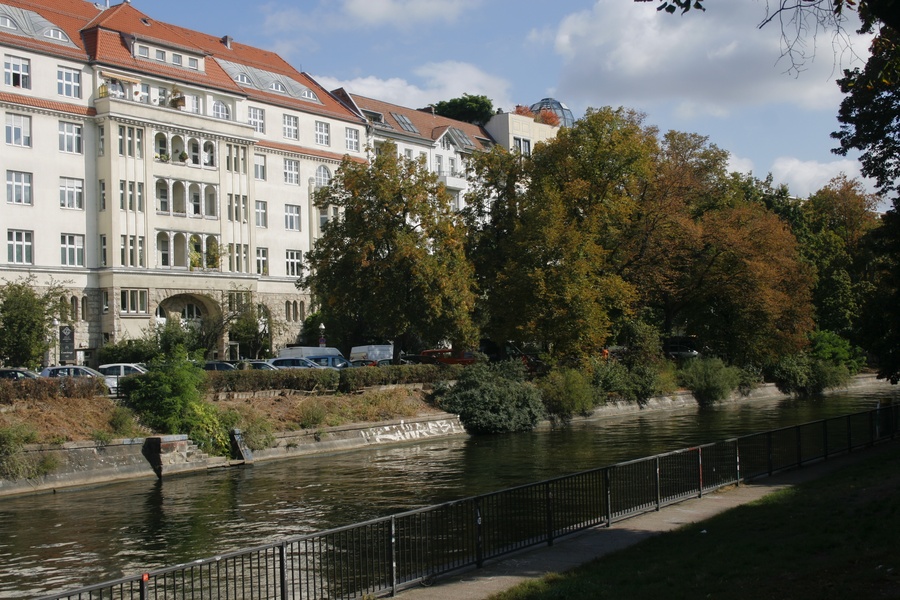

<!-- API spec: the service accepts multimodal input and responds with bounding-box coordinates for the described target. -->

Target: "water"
[1,388,896,598]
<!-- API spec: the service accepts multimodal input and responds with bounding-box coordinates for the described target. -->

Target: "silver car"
[98,363,148,393]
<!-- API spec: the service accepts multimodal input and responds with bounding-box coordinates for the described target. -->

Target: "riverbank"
[0,374,894,498]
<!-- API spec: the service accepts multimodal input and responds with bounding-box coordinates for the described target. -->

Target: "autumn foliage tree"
[300,143,477,357]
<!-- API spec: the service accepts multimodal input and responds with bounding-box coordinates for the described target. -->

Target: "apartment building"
[1,0,368,361]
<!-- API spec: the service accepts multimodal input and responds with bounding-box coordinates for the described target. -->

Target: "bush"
[678,358,742,407]
[437,361,545,434]
[538,368,594,422]
[0,423,39,480]
[771,352,851,397]
[588,358,631,404]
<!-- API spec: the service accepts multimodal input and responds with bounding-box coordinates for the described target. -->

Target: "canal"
[1,387,897,598]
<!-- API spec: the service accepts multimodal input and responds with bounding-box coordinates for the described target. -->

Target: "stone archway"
[154,292,227,359]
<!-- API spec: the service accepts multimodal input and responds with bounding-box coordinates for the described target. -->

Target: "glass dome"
[529,98,575,128]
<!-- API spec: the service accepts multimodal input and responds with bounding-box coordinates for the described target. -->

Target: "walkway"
[396,440,898,600]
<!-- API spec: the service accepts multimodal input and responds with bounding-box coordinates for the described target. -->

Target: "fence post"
[279,542,288,600]
[697,447,703,498]
[734,440,741,485]
[604,468,612,527]
[390,516,398,596]
[140,573,148,600]
[655,457,661,511]
[475,499,484,568]
[545,482,554,547]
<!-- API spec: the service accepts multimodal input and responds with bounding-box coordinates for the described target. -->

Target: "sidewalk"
[395,440,898,600]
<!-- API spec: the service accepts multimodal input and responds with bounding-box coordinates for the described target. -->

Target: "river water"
[1,387,897,598]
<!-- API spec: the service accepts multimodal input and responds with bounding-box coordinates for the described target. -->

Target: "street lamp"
[318,323,326,348]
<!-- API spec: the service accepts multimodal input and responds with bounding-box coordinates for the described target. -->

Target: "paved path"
[395,441,898,600]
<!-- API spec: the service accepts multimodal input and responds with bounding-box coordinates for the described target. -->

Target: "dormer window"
[301,89,317,101]
[45,28,68,42]
[236,73,252,85]
[155,49,165,61]
[172,54,183,66]
[188,57,199,70]
[270,81,286,93]
[0,16,17,30]
[136,45,149,58]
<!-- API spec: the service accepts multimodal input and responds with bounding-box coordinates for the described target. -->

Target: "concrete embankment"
[0,374,892,498]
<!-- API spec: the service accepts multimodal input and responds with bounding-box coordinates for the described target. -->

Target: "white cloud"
[341,0,481,26]
[315,61,513,112]
[769,156,871,198]
[727,153,755,176]
[548,1,871,117]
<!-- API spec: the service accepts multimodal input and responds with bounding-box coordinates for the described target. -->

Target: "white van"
[349,345,393,362]
[277,346,343,359]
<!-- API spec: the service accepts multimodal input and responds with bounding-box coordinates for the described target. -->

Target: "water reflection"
[1,389,896,598]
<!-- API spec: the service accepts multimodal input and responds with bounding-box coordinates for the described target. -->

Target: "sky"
[137,0,883,208]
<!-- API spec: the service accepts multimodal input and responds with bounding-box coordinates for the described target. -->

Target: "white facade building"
[1,0,367,362]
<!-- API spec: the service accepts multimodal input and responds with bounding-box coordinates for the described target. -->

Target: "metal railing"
[37,403,898,600]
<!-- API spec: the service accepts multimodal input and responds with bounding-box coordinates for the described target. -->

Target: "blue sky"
[139,0,882,208]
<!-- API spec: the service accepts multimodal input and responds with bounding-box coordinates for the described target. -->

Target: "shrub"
[588,358,631,404]
[109,407,138,437]
[678,358,742,407]
[0,423,39,480]
[538,368,594,422]
[771,352,851,397]
[437,361,545,434]
[294,399,327,429]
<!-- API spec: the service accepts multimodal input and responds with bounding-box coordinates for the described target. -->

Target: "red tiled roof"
[348,93,494,149]
[2,0,363,123]
[0,90,96,116]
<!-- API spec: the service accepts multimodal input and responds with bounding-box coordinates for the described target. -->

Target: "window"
[7,230,32,264]
[4,55,30,88]
[405,148,413,160]
[285,204,301,231]
[6,114,31,146]
[57,67,81,98]
[171,53,182,66]
[99,234,107,266]
[188,57,199,70]
[284,159,299,185]
[227,194,248,222]
[254,154,266,180]
[60,234,84,266]
[315,165,331,188]
[226,144,246,173]
[286,250,302,277]
[315,121,330,145]
[119,181,144,211]
[59,121,83,153]
[256,247,268,275]
[98,126,105,156]
[59,178,83,209]
[270,81,286,93]
[345,128,359,152]
[248,107,265,133]
[283,114,299,139]
[435,154,443,174]
[45,28,68,42]
[514,137,531,156]
[117,126,144,158]
[6,171,32,204]
[1,16,18,30]
[155,49,166,61]
[212,101,229,119]
[120,289,149,314]
[157,182,168,212]
[136,45,149,58]
[236,73,252,84]
[120,235,145,267]
[255,200,268,227]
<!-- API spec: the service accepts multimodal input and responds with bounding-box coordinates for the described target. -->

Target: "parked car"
[305,355,351,369]
[201,361,236,371]
[241,360,278,370]
[0,367,39,380]
[350,359,378,368]
[663,344,700,360]
[40,365,106,380]
[268,357,323,369]
[97,363,148,393]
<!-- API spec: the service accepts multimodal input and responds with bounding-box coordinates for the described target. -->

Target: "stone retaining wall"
[0,374,892,498]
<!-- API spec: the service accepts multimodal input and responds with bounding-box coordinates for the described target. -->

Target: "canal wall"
[0,375,891,498]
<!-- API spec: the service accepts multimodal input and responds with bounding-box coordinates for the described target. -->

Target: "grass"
[489,443,900,600]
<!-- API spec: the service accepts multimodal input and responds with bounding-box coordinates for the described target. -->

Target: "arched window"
[285,300,292,322]
[212,101,230,120]
[315,165,331,188]
[269,81,286,93]
[70,296,78,321]
[292,301,299,322]
[81,296,88,321]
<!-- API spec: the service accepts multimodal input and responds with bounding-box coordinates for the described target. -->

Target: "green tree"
[0,276,67,368]
[857,209,900,382]
[432,93,495,125]
[301,141,477,358]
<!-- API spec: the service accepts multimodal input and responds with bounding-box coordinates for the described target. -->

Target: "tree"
[301,142,477,358]
[857,209,900,381]
[432,93,495,125]
[0,276,66,369]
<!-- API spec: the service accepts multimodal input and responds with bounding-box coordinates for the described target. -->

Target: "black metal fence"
[37,403,898,600]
